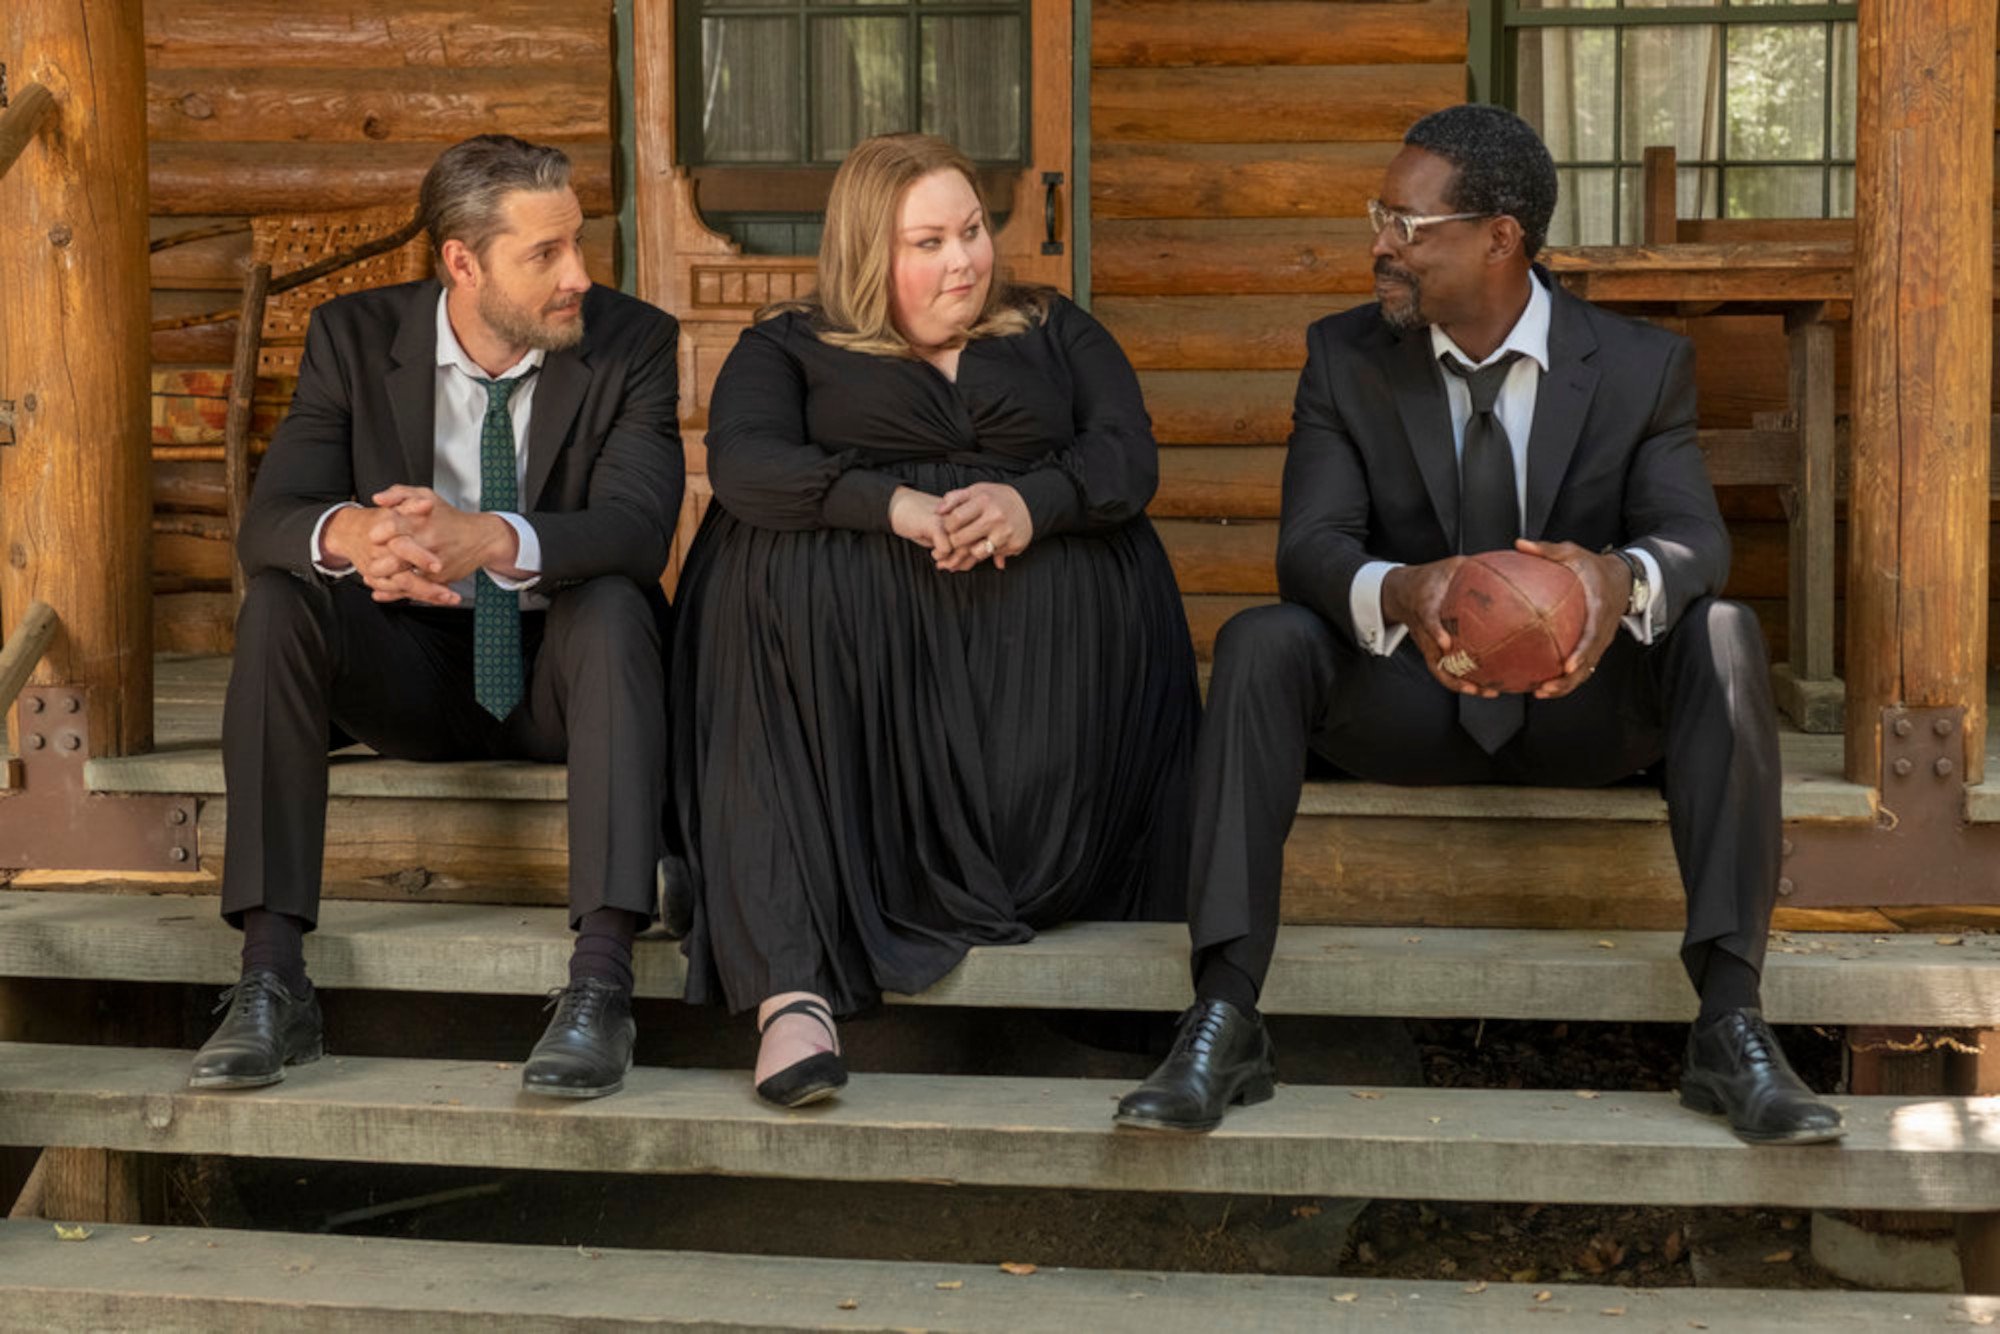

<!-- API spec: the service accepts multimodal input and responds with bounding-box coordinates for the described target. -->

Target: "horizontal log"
[1092,65,1464,144]
[153,460,227,514]
[154,526,233,585]
[1154,445,1283,518]
[1141,369,1294,444]
[151,318,236,364]
[149,142,614,216]
[154,591,235,657]
[1181,593,1276,657]
[1157,517,1276,594]
[142,0,611,70]
[1093,0,1466,69]
[1096,294,1346,370]
[148,67,610,145]
[153,216,619,290]
[1094,219,1375,296]
[1093,142,1395,220]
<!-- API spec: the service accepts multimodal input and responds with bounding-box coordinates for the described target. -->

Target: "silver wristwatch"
[1613,549,1650,617]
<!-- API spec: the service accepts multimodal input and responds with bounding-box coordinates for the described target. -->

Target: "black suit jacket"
[1277,273,1729,651]
[240,279,685,591]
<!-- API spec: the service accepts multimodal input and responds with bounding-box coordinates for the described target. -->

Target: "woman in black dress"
[671,133,1197,1106]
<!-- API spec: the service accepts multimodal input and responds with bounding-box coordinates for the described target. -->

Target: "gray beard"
[480,289,585,352]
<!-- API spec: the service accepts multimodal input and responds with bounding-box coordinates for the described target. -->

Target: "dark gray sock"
[1694,948,1762,1021]
[1193,952,1261,1017]
[569,907,643,993]
[240,907,310,996]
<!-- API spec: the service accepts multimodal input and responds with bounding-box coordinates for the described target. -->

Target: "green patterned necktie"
[472,374,528,720]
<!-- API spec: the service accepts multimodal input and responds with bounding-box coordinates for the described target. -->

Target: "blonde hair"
[763,133,1047,355]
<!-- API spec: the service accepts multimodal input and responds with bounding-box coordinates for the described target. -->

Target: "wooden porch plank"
[3,1043,1997,1209]
[4,1222,1987,1333]
[3,894,1997,1024]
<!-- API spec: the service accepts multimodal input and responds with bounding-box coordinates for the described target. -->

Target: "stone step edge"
[0,1222,1990,1332]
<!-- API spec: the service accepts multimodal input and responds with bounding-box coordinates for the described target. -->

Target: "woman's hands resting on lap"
[889,483,1034,571]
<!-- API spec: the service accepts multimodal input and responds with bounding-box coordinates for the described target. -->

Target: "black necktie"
[1441,350,1527,754]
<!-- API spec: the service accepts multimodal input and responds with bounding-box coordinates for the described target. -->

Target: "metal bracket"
[1781,705,2000,907]
[0,687,198,872]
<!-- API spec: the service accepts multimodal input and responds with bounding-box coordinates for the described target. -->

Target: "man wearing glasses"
[1116,103,1843,1146]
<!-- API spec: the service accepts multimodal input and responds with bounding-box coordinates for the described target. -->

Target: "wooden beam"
[0,81,55,182]
[0,0,154,753]
[1092,0,1466,69]
[0,601,58,721]
[1845,0,1996,784]
[1091,65,1463,144]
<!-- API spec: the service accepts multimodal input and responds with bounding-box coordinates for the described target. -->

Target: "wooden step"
[4,1043,1997,1210]
[2,1222,1989,1333]
[4,892,1999,1025]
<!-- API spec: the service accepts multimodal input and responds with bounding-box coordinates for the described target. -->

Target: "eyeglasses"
[1366,199,1490,246]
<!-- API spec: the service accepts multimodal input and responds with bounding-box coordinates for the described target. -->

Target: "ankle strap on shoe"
[759,997,837,1041]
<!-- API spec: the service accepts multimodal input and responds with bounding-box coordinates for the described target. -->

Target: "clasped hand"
[319,485,523,606]
[1381,538,1632,700]
[889,482,1033,572]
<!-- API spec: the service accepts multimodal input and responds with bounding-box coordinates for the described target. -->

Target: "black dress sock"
[569,907,644,993]
[1694,948,1762,1021]
[1193,952,1261,1017]
[240,908,310,995]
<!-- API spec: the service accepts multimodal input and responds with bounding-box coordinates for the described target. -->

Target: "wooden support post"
[1951,1031,2000,1293]
[224,262,271,603]
[37,1147,143,1226]
[1771,310,1844,733]
[1639,146,1679,246]
[0,1,153,755]
[1844,0,1995,785]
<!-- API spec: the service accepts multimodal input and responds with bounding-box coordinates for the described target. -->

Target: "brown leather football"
[1436,551,1587,694]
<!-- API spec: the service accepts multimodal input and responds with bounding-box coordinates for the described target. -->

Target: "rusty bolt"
[1778,877,1795,897]
[1893,757,1914,777]
[1894,717,1914,737]
[47,222,71,249]
[58,731,80,751]
[61,695,79,713]
[1935,758,1955,778]
[168,807,188,826]
[25,733,44,750]
[23,696,42,714]
[1935,717,1954,737]
[169,846,189,863]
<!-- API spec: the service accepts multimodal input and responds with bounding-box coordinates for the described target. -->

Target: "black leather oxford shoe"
[1680,1007,1846,1145]
[522,979,636,1099]
[1114,999,1277,1133]
[187,970,324,1090]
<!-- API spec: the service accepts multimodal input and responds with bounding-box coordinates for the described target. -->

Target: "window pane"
[811,16,912,162]
[1515,27,1617,163]
[1621,25,1724,162]
[921,16,1022,160]
[701,17,801,162]
[1725,165,1823,217]
[1832,22,1857,160]
[1829,165,1854,217]
[1679,164,1722,220]
[1727,24,1826,161]
[1549,167,1617,247]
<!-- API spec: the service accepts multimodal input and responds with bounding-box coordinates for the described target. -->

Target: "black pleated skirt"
[669,458,1199,1015]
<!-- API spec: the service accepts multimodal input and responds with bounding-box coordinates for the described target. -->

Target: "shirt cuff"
[1351,560,1409,657]
[1620,547,1666,644]
[485,512,542,591]
[310,502,361,578]
[820,468,903,532]
[1012,468,1084,539]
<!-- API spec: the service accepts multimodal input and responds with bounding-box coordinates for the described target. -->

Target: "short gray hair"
[417,135,572,270]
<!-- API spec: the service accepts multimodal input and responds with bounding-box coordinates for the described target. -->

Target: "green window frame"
[1470,1,1859,246]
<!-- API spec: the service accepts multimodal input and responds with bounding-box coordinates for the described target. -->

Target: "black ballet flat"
[754,997,848,1109]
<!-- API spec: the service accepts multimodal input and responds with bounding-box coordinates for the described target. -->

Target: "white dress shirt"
[309,291,545,606]
[1349,273,1666,656]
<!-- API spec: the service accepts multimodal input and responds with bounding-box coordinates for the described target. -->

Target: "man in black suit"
[190,135,684,1099]
[1116,105,1842,1144]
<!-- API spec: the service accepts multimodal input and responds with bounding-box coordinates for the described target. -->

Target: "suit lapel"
[386,282,441,484]
[1524,281,1600,539]
[523,342,588,509]
[1384,326,1460,550]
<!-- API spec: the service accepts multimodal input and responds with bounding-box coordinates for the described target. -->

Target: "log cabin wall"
[142,0,620,654]
[1088,0,1467,655]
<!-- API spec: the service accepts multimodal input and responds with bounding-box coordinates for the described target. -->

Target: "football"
[1436,551,1588,694]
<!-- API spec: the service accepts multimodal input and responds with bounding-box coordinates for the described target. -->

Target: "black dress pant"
[220,570,666,929]
[1188,597,1781,992]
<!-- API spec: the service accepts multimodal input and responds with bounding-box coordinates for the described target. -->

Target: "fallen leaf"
[1575,1090,1602,1099]
[1937,937,1966,946]
[52,1224,91,1242]
[1462,1281,1489,1294]
[1333,1293,1358,1303]
[935,1280,963,1291]
[1350,1091,1384,1100]
[1688,1323,1709,1330]
[130,1235,152,1244]
[1602,1308,1627,1317]
[1000,1262,1037,1276]
[1292,1204,1322,1219]
[1535,1290,1553,1302]
[836,1299,858,1310]
[1428,1116,1443,1124]
[1509,1268,1540,1284]
[1404,936,1422,944]
[1762,1250,1794,1264]
[1663,1229,1684,1263]
[1595,940,1616,949]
